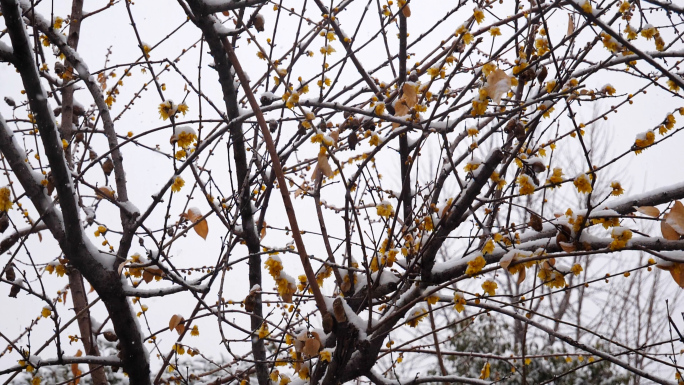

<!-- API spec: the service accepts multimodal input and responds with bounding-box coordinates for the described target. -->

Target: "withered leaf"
[661,217,681,240]
[666,201,684,234]
[302,337,321,357]
[102,158,114,176]
[169,314,185,334]
[567,14,575,36]
[636,206,660,217]
[183,208,209,240]
[484,68,512,104]
[528,213,543,232]
[401,4,411,17]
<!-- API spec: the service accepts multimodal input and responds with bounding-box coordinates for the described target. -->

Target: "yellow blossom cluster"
[517,174,537,195]
[490,171,507,190]
[609,227,632,250]
[538,267,566,288]
[610,181,624,196]
[634,131,655,154]
[466,255,486,276]
[0,187,13,212]
[453,292,466,313]
[406,307,428,327]
[265,256,297,302]
[171,176,185,193]
[376,201,394,218]
[481,280,497,296]
[573,174,592,194]
[471,88,489,116]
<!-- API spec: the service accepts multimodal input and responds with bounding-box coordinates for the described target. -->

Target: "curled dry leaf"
[401,4,411,17]
[567,14,575,36]
[332,297,347,323]
[312,151,334,182]
[169,314,185,334]
[182,207,209,240]
[484,68,512,104]
[96,186,116,200]
[665,201,684,234]
[636,206,660,217]
[142,267,164,283]
[102,158,114,176]
[559,242,576,253]
[661,218,680,240]
[657,262,684,288]
[392,83,419,129]
[298,331,322,357]
[72,350,83,384]
[528,213,543,232]
[260,221,267,240]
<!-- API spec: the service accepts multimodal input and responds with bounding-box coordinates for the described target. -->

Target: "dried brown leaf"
[517,269,526,285]
[661,216,681,240]
[666,201,684,234]
[567,14,574,36]
[636,206,660,217]
[484,69,512,104]
[302,337,321,357]
[401,4,411,17]
[169,314,185,334]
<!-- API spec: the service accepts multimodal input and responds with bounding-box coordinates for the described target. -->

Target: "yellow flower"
[53,16,64,29]
[0,187,13,212]
[176,103,189,116]
[462,33,474,45]
[610,181,624,196]
[609,227,632,250]
[453,292,466,313]
[624,24,637,40]
[580,0,592,13]
[473,8,485,24]
[320,45,336,56]
[158,101,175,120]
[41,307,51,318]
[171,176,185,192]
[320,349,332,362]
[480,362,491,379]
[535,38,549,56]
[634,131,655,153]
[466,255,486,276]
[374,102,386,115]
[406,307,428,327]
[376,201,394,218]
[619,1,630,13]
[603,84,616,95]
[668,80,680,93]
[546,167,563,187]
[481,280,497,296]
[176,130,197,148]
[517,175,537,195]
[258,323,270,339]
[190,325,199,336]
[464,160,481,172]
[481,239,495,255]
[489,27,501,36]
[571,264,583,276]
[265,256,283,278]
[32,376,41,385]
[426,295,439,305]
[172,343,185,355]
[641,25,657,40]
[467,127,480,137]
[573,174,592,194]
